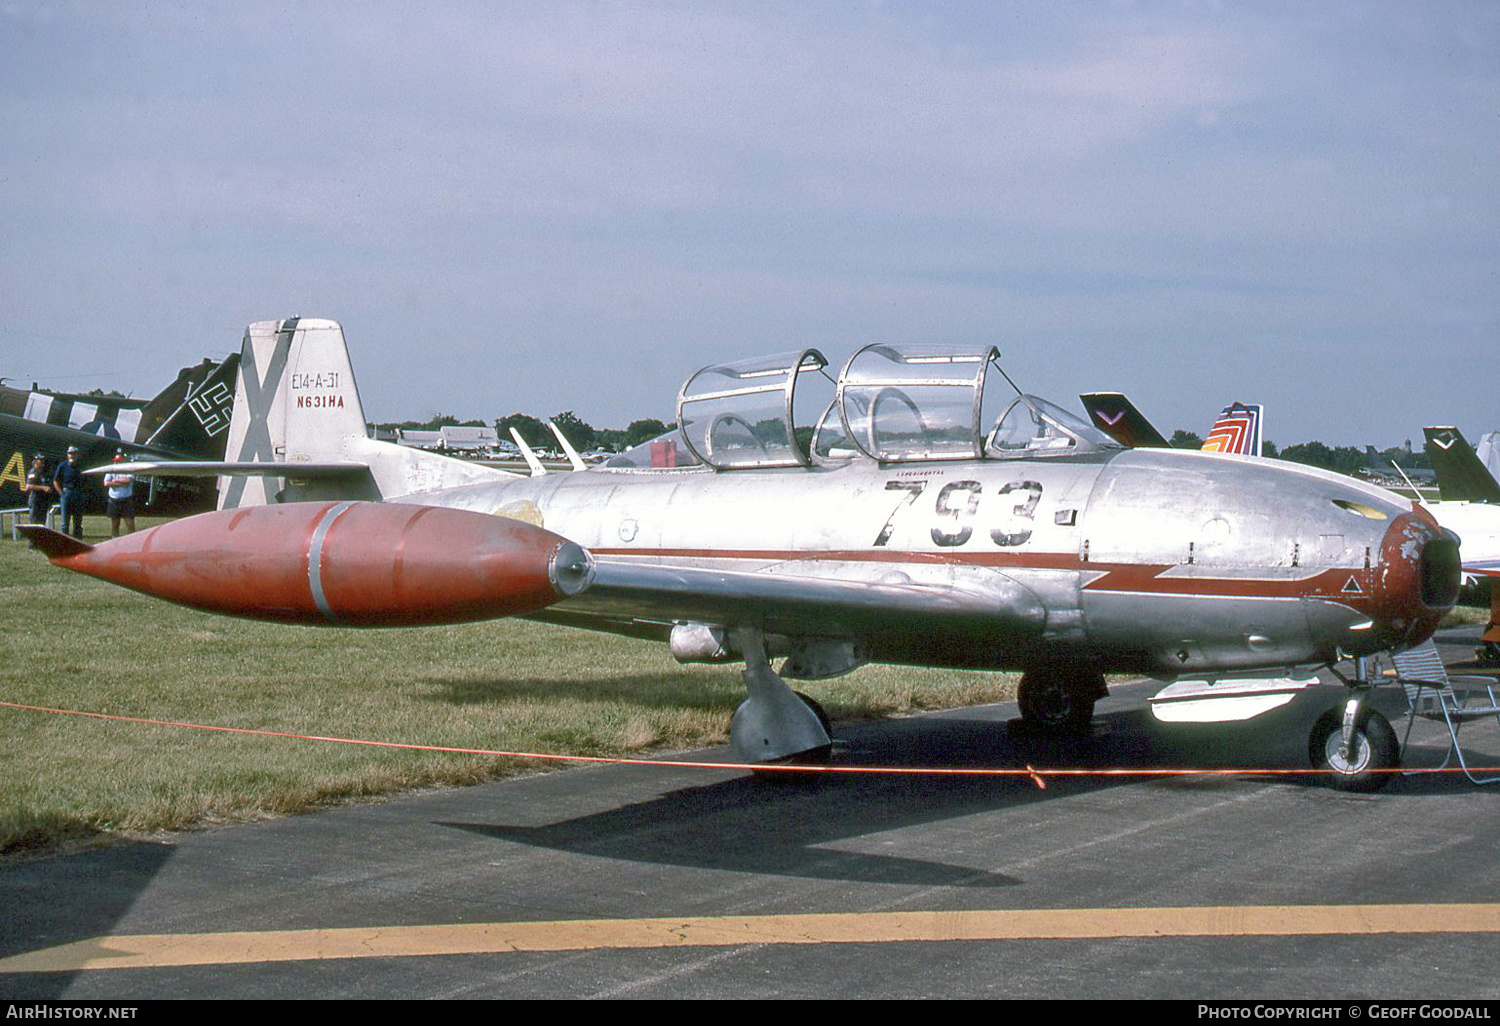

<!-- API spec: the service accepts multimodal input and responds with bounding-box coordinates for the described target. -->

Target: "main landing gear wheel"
[729,625,834,780]
[793,691,832,737]
[750,692,833,782]
[1016,666,1106,733]
[1308,707,1399,792]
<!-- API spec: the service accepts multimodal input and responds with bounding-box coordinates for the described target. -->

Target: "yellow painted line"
[3,903,1499,973]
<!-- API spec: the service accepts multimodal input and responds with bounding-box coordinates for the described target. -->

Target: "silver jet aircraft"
[23,319,1461,791]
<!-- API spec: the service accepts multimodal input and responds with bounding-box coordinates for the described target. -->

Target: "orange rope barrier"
[4,699,1493,788]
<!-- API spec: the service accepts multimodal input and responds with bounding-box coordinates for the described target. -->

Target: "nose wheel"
[1310,656,1399,792]
[1309,703,1398,792]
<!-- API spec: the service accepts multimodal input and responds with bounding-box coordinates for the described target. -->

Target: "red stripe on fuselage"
[588,547,1372,605]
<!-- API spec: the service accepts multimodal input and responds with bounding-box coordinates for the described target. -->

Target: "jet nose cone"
[1372,507,1460,650]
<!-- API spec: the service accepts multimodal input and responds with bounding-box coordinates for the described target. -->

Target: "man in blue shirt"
[52,446,86,539]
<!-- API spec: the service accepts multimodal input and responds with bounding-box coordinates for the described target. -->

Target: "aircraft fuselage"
[416,446,1451,677]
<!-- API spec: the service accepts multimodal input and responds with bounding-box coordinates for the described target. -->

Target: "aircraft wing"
[559,557,1045,640]
[83,460,368,478]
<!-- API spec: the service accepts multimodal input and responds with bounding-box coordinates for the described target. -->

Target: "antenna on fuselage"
[548,420,587,472]
[1391,460,1424,503]
[510,428,548,477]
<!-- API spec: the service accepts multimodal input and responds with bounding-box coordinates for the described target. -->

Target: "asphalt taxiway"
[2,627,1497,999]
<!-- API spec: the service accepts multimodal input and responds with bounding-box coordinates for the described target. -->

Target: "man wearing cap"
[103,450,137,538]
[52,446,86,539]
[22,454,52,525]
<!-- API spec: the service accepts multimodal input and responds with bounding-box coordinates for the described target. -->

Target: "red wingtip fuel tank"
[33,502,592,627]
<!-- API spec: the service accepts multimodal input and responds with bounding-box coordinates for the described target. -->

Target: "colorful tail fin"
[1201,402,1262,457]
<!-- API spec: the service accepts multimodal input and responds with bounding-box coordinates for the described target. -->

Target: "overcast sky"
[2,1,1495,447]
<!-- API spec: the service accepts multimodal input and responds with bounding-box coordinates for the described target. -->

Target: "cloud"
[1,1,1496,442]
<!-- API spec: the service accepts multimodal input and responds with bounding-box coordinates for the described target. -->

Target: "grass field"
[0,521,1019,858]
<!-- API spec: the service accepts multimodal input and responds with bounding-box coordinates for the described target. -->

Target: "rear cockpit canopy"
[676,350,829,469]
[607,343,1120,472]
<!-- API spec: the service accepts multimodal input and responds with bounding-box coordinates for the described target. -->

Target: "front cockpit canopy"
[986,394,1121,458]
[833,344,998,462]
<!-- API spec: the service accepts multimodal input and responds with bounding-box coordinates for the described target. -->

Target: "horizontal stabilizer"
[16,525,94,560]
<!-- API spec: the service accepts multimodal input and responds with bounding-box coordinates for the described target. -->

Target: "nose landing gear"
[1312,656,1399,792]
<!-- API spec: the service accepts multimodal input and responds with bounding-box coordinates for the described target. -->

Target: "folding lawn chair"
[1389,640,1500,785]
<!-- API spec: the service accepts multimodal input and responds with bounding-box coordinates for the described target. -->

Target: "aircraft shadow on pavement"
[439,684,1487,887]
[0,840,176,998]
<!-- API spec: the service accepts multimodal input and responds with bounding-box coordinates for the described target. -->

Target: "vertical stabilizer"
[220,318,342,507]
[1078,393,1172,448]
[219,318,513,509]
[1201,403,1263,457]
[1424,426,1500,504]
[1475,432,1500,487]
[141,354,240,458]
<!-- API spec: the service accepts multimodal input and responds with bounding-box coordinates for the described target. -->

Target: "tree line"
[375,412,1434,470]
[374,412,670,452]
[1168,431,1430,475]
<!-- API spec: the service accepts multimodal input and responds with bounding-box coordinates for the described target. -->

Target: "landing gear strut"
[728,627,832,765]
[1016,665,1108,733]
[1314,656,1399,792]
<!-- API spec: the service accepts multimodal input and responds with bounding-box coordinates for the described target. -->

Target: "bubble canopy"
[834,343,1000,462]
[665,343,1119,470]
[676,350,829,469]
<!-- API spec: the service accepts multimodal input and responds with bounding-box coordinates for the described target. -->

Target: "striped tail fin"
[1201,403,1262,457]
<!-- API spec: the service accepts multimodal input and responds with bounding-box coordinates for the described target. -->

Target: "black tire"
[793,691,833,737]
[1308,706,1399,792]
[1017,667,1103,732]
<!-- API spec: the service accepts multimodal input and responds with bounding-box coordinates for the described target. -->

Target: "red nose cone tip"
[48,502,584,627]
[1371,507,1459,651]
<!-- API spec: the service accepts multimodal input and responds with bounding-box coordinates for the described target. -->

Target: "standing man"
[52,446,86,539]
[22,453,52,525]
[103,449,137,538]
